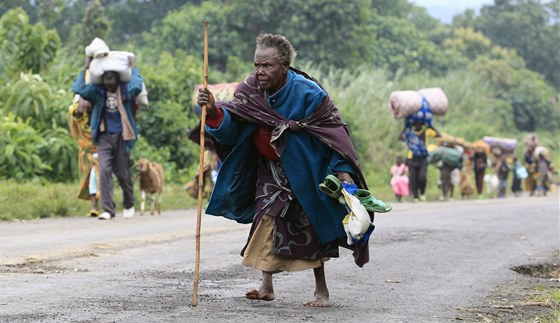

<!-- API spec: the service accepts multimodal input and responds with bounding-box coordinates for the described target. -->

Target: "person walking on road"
[72,56,143,220]
[473,146,488,199]
[535,152,552,196]
[511,156,524,197]
[390,156,409,202]
[496,155,511,198]
[192,33,376,307]
[398,108,440,202]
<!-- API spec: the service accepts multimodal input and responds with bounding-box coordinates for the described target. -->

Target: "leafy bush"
[0,114,51,180]
[0,8,60,76]
[0,72,68,130]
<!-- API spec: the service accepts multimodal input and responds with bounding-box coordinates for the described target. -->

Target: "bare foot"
[245,288,275,301]
[303,293,330,307]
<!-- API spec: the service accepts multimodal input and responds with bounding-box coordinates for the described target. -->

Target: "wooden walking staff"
[192,20,209,307]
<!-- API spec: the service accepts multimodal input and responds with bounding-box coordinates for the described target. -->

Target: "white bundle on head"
[85,37,110,59]
[87,51,135,85]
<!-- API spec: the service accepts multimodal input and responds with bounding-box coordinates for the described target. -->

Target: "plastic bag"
[340,183,373,245]
[136,82,149,107]
[516,165,528,179]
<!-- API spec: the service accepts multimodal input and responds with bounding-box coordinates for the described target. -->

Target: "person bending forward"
[193,34,373,307]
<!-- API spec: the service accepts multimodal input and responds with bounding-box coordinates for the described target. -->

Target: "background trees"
[0,0,557,183]
[474,0,560,88]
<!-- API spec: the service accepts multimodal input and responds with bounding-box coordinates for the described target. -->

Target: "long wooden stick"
[192,20,208,307]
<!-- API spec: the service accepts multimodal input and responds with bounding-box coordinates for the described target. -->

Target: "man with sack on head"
[72,51,143,220]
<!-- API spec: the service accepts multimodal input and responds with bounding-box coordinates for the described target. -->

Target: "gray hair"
[255,33,297,66]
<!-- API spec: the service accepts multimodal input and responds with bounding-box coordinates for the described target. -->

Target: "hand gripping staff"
[192,20,208,307]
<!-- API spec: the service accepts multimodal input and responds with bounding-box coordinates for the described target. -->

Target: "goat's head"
[134,158,151,173]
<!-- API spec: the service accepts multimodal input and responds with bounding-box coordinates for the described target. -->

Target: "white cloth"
[85,37,109,58]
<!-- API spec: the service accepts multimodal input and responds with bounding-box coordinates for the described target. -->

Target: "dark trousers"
[408,157,428,199]
[440,164,454,198]
[97,133,135,216]
[474,169,485,194]
[511,176,522,194]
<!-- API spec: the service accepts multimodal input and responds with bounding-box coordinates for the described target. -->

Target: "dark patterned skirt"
[240,158,339,266]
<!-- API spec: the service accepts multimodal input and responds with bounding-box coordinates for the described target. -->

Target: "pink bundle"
[389,87,449,119]
[418,88,448,116]
[389,90,423,119]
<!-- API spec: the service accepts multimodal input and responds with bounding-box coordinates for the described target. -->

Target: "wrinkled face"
[102,71,119,92]
[254,47,288,93]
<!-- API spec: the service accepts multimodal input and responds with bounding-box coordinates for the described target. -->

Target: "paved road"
[1,194,558,322]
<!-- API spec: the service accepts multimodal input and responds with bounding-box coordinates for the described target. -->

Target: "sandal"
[319,174,342,199]
[339,188,392,213]
[353,189,392,213]
[88,209,99,217]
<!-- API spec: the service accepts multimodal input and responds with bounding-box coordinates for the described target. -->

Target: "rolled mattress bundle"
[389,87,448,119]
[482,136,517,154]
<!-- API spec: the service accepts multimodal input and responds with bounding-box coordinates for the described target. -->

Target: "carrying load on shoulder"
[434,132,472,149]
[85,38,149,117]
[69,37,148,218]
[393,87,446,202]
[482,136,517,157]
[428,146,464,169]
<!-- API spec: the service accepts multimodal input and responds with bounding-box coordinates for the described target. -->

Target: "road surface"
[1,194,558,322]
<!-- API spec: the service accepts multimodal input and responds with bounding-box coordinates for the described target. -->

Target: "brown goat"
[134,158,164,215]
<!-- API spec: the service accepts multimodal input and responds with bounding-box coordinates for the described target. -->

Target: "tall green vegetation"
[0,0,557,189]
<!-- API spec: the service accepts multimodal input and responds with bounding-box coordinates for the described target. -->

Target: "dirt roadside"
[457,257,560,322]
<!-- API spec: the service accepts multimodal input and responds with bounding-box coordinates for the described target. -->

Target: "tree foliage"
[471,56,559,132]
[76,0,112,46]
[0,0,557,184]
[475,0,560,87]
[135,50,201,171]
[227,0,377,70]
[0,8,60,76]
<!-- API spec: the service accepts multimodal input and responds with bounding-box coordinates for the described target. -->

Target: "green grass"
[0,168,438,221]
[1,158,557,221]
[530,285,560,322]
[0,180,198,221]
